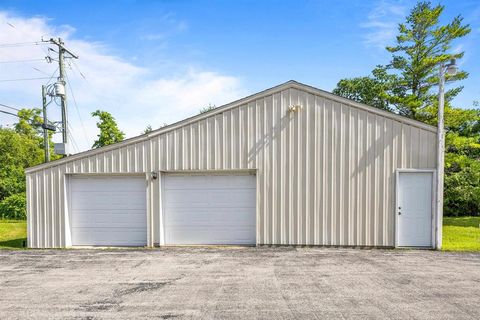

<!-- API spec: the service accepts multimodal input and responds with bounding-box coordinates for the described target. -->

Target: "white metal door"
[70,176,147,246]
[397,171,433,247]
[163,174,256,245]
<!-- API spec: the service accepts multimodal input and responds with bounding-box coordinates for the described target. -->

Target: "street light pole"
[436,63,446,250]
[436,58,458,250]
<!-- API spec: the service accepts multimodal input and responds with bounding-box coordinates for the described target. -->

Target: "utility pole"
[41,85,49,162]
[44,37,78,156]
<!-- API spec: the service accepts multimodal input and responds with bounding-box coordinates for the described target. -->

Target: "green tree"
[0,193,27,219]
[444,154,480,216]
[143,124,153,134]
[13,108,59,160]
[91,110,125,148]
[333,67,394,111]
[199,104,216,114]
[334,1,470,120]
[333,1,479,216]
[0,108,61,219]
[14,108,43,139]
[384,1,470,120]
[0,128,44,201]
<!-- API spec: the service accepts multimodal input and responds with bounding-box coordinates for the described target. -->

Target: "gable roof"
[26,80,436,173]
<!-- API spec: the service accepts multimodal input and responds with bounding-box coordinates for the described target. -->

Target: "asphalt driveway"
[0,247,479,319]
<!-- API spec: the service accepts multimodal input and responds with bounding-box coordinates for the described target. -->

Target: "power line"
[0,109,18,117]
[70,59,87,80]
[0,41,46,48]
[0,103,21,111]
[0,77,50,82]
[0,104,57,127]
[5,21,51,58]
[64,69,90,148]
[32,67,52,77]
[0,58,45,64]
[67,125,80,153]
[45,66,59,86]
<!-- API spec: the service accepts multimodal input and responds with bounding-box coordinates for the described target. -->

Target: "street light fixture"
[446,59,459,76]
[436,57,458,249]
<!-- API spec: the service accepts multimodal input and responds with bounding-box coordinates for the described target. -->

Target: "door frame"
[66,173,149,247]
[159,170,257,246]
[395,169,437,249]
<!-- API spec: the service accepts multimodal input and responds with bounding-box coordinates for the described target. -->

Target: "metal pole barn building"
[25,81,440,249]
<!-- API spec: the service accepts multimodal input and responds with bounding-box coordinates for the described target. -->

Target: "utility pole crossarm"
[46,38,79,59]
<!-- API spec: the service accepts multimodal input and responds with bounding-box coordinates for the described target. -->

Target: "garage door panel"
[72,228,146,246]
[208,190,255,205]
[166,208,255,225]
[72,211,146,228]
[167,227,255,245]
[166,190,255,208]
[72,192,146,210]
[165,175,256,190]
[164,174,256,245]
[165,190,209,207]
[70,176,147,246]
[71,178,145,192]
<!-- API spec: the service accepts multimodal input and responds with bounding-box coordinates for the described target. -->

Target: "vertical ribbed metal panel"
[26,86,437,248]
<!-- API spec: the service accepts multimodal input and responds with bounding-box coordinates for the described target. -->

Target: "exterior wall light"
[288,105,302,113]
[151,171,158,180]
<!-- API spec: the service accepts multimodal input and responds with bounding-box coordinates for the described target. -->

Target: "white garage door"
[164,174,256,245]
[70,176,147,246]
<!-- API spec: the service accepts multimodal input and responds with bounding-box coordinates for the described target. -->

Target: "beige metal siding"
[26,84,437,248]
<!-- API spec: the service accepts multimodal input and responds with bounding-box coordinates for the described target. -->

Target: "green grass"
[443,216,480,252]
[0,220,27,249]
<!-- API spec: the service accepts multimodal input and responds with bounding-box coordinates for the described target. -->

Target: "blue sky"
[0,0,479,151]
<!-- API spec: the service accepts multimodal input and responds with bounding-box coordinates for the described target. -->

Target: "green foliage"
[199,104,216,114]
[0,108,60,221]
[0,128,44,200]
[91,110,125,148]
[143,124,153,134]
[444,154,480,216]
[335,2,471,120]
[12,108,59,160]
[333,1,479,216]
[384,1,470,119]
[14,108,43,139]
[0,193,26,220]
[333,67,392,111]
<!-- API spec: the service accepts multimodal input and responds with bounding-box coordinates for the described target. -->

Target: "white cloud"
[361,1,407,50]
[0,11,245,152]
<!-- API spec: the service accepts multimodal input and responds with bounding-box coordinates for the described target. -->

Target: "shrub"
[444,154,480,216]
[0,193,26,220]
